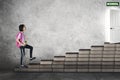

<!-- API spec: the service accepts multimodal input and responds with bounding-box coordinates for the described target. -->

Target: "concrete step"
[115,43,120,48]
[65,52,79,57]
[114,69,120,72]
[40,64,52,68]
[78,69,88,72]
[65,57,78,61]
[78,65,88,69]
[103,51,115,54]
[89,69,101,72]
[90,54,102,57]
[39,69,52,72]
[65,61,77,65]
[28,65,40,69]
[103,54,114,58]
[115,61,120,65]
[115,58,120,61]
[53,69,64,72]
[90,50,103,55]
[89,65,101,69]
[40,59,53,64]
[102,61,114,65]
[53,61,64,64]
[116,47,120,51]
[89,58,102,61]
[102,58,114,61]
[78,61,89,65]
[91,46,104,51]
[79,54,89,58]
[102,69,113,72]
[115,51,120,54]
[78,57,89,61]
[54,56,65,61]
[104,42,116,48]
[89,61,101,65]
[64,65,77,69]
[52,64,64,69]
[104,47,116,50]
[79,49,90,55]
[64,69,77,72]
[102,65,114,69]
[114,65,120,69]
[114,55,120,57]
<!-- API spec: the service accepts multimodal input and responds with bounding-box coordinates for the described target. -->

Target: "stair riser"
[40,61,53,64]
[78,69,88,72]
[104,48,116,50]
[104,44,116,47]
[79,51,90,55]
[78,62,88,65]
[54,58,65,61]
[52,65,64,68]
[90,51,103,55]
[40,65,52,68]
[65,61,77,65]
[66,54,78,57]
[65,58,77,61]
[90,55,102,57]
[89,69,101,72]
[89,58,102,61]
[53,69,64,72]
[64,69,77,72]
[53,61,65,64]
[91,47,103,51]
[79,55,89,57]
[78,58,88,61]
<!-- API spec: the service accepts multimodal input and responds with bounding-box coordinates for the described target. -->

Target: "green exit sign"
[106,2,119,6]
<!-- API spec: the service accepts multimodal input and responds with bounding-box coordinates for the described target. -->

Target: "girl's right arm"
[16,38,25,46]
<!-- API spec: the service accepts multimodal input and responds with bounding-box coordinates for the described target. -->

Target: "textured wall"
[0,0,120,70]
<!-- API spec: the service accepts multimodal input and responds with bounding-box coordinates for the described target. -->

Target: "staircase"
[15,42,120,72]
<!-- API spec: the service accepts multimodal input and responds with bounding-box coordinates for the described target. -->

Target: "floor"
[0,71,120,80]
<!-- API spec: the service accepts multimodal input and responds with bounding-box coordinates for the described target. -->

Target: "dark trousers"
[20,44,33,65]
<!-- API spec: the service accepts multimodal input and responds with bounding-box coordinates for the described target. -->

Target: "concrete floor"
[0,71,120,80]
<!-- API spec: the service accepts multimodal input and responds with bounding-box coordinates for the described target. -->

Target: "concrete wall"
[0,0,120,70]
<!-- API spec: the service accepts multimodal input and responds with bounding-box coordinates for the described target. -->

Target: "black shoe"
[30,57,36,61]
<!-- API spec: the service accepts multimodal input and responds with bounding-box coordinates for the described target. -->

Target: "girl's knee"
[30,46,33,49]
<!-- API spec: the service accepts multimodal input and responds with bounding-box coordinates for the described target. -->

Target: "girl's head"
[19,24,26,32]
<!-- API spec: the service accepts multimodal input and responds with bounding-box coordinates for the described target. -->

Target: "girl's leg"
[24,44,36,60]
[24,44,33,58]
[20,46,25,65]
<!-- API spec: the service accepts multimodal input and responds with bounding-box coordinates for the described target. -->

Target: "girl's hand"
[21,43,26,46]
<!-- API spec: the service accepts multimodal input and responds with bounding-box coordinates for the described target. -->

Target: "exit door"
[110,9,120,43]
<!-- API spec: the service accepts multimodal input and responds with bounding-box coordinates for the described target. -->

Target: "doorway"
[110,9,120,43]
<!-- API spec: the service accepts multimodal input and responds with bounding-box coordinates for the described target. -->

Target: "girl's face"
[23,26,26,31]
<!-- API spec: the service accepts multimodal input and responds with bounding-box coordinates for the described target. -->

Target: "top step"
[104,42,116,47]
[104,42,120,44]
[105,42,120,47]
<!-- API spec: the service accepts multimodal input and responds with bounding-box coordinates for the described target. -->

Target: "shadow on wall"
[0,27,18,70]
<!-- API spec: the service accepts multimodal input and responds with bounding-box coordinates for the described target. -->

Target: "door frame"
[105,7,120,43]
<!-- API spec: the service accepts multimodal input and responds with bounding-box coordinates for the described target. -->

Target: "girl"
[16,24,36,68]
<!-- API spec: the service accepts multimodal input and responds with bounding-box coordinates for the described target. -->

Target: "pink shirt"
[16,32,25,48]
